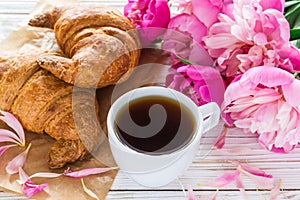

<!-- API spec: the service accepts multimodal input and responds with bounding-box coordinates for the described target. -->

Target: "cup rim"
[107,86,204,157]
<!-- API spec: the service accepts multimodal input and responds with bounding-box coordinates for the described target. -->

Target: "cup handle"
[198,102,220,133]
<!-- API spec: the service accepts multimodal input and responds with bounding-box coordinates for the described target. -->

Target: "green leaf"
[285,0,300,10]
[285,3,300,27]
[290,28,300,41]
[175,54,199,65]
[296,40,300,49]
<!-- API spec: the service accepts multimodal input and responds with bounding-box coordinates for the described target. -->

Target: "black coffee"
[114,95,196,155]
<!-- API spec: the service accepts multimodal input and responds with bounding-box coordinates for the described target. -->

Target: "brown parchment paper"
[0,0,118,199]
[0,0,171,199]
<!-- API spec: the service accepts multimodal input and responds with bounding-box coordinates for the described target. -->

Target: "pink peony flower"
[162,14,213,66]
[124,0,170,46]
[166,64,225,107]
[204,0,300,78]
[173,0,234,25]
[222,66,300,153]
[162,0,234,65]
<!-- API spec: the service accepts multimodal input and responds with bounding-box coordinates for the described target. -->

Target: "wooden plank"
[109,123,300,190]
[106,190,300,200]
[0,192,27,200]
[0,0,125,14]
[0,14,28,41]
[1,1,300,199]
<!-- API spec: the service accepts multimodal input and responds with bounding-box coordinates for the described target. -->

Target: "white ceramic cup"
[107,86,220,187]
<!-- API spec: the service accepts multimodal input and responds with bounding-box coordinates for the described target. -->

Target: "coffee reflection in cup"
[114,95,196,155]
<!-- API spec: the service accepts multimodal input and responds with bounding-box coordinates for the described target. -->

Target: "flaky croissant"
[28,5,140,88]
[0,50,102,168]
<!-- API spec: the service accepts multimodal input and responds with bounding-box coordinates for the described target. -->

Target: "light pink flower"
[166,64,225,107]
[222,66,300,153]
[0,110,30,174]
[124,0,170,46]
[0,111,25,147]
[204,0,300,78]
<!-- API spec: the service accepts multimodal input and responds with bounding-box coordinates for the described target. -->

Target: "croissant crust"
[29,5,141,88]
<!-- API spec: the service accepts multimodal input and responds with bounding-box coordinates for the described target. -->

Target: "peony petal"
[200,170,240,188]
[23,181,48,198]
[209,190,219,200]
[282,79,300,109]
[17,167,29,185]
[0,129,22,144]
[232,161,273,178]
[187,187,196,200]
[188,42,214,66]
[259,0,284,12]
[0,144,16,157]
[204,33,240,49]
[81,178,99,200]
[258,132,277,151]
[64,167,118,178]
[213,126,228,149]
[235,175,248,200]
[194,66,225,107]
[191,0,219,28]
[242,66,294,88]
[0,111,25,145]
[269,180,281,200]
[237,166,274,189]
[253,32,267,46]
[29,172,62,179]
[18,168,49,198]
[6,143,31,174]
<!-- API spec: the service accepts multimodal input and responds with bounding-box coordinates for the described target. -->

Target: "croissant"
[28,5,141,88]
[0,50,102,169]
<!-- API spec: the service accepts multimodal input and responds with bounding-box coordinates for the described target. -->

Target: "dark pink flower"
[124,0,170,46]
[162,0,234,65]
[166,64,225,107]
[162,14,213,66]
[173,0,234,26]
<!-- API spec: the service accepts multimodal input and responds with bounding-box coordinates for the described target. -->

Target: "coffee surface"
[114,95,196,155]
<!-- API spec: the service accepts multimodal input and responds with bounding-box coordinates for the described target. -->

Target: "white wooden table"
[1,1,300,199]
